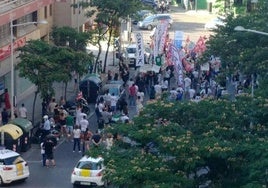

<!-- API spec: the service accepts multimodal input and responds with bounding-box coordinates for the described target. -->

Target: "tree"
[88,95,268,187]
[51,26,94,99]
[200,0,268,97]
[82,0,141,73]
[17,27,94,124]
[17,40,60,124]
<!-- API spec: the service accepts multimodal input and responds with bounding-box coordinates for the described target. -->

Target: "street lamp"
[234,26,268,36]
[10,20,48,119]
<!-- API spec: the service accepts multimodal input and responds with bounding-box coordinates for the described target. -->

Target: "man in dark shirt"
[44,138,56,167]
[91,131,102,147]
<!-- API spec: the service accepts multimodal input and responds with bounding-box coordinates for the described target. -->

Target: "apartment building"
[0,0,92,113]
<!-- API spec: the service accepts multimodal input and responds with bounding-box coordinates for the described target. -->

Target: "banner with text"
[135,32,145,67]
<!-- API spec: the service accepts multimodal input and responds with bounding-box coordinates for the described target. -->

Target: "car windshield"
[127,47,136,53]
[109,87,119,96]
[144,15,155,22]
[3,155,24,165]
[77,161,102,170]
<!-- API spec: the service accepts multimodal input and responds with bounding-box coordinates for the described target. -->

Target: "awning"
[0,124,23,140]
[11,118,33,132]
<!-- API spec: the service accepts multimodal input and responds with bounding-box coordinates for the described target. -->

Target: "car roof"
[79,156,103,163]
[126,44,137,48]
[0,149,20,159]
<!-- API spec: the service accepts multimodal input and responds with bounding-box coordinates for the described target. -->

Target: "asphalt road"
[10,6,216,188]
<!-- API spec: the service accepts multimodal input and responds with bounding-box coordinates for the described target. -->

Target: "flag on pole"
[135,32,145,67]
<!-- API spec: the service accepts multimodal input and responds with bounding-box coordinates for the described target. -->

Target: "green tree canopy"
[89,95,268,187]
[201,0,268,77]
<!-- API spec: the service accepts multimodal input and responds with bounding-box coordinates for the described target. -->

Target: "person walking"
[129,83,138,106]
[72,125,81,152]
[42,115,51,139]
[40,139,46,167]
[82,128,93,153]
[44,137,56,167]
[65,114,74,142]
[91,130,102,147]
[79,115,89,133]
[18,103,27,119]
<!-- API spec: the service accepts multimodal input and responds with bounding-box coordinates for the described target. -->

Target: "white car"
[204,17,225,30]
[0,149,30,185]
[123,44,152,68]
[71,156,105,187]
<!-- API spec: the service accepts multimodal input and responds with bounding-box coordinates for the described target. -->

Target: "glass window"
[77,161,103,170]
[3,155,24,165]
[0,23,9,45]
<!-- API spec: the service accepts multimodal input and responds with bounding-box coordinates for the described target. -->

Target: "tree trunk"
[32,91,38,126]
[94,39,102,73]
[64,81,68,101]
[103,28,113,73]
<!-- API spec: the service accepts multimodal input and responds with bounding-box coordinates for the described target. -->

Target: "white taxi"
[71,156,105,187]
[0,149,30,185]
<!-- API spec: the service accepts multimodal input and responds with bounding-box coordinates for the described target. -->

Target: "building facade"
[0,0,91,117]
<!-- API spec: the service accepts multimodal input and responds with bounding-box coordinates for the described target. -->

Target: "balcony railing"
[0,0,35,14]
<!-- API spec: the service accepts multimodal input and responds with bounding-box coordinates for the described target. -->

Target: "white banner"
[174,31,184,49]
[135,32,145,67]
[169,44,184,87]
[153,21,168,60]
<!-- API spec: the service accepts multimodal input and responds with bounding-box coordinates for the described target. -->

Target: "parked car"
[98,80,126,110]
[141,0,158,9]
[132,10,153,25]
[71,155,105,187]
[122,44,152,68]
[138,14,173,30]
[0,149,30,185]
[204,17,225,30]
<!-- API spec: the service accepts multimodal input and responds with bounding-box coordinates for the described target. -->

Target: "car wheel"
[147,25,153,30]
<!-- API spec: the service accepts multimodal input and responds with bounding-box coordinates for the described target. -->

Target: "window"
[73,0,76,15]
[44,6,47,19]
[49,4,52,16]
[0,24,9,44]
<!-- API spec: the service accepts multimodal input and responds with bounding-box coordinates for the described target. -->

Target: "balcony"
[0,0,35,14]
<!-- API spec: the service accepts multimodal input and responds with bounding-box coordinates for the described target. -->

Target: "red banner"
[0,37,26,61]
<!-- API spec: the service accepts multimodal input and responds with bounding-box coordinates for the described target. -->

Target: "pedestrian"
[44,137,56,167]
[110,93,118,113]
[40,139,46,167]
[149,86,156,99]
[75,104,82,126]
[136,96,143,115]
[3,89,11,115]
[18,103,27,119]
[129,83,138,106]
[65,114,74,142]
[105,133,113,150]
[79,115,89,133]
[42,115,51,139]
[91,130,102,147]
[48,98,57,116]
[100,106,112,127]
[83,128,93,153]
[72,125,81,152]
[59,96,66,107]
[1,108,9,125]
[58,112,67,139]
